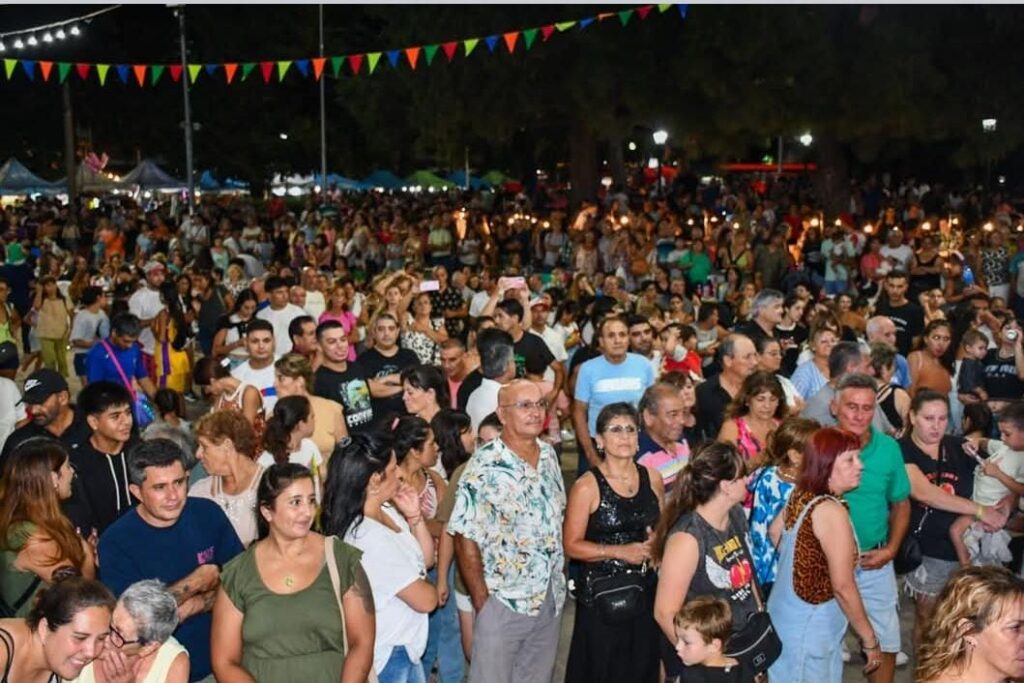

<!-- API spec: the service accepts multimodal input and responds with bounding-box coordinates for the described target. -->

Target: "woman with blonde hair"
[274,353,348,462]
[915,565,1024,683]
[0,438,95,616]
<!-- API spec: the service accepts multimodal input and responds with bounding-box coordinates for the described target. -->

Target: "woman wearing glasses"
[564,403,664,683]
[69,580,187,683]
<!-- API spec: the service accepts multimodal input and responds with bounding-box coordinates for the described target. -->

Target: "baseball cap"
[143,260,166,275]
[20,369,69,405]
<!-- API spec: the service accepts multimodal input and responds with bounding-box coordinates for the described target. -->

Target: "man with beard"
[627,314,661,379]
[0,369,89,469]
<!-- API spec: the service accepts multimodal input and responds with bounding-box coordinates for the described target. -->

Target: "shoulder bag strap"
[324,535,379,683]
[10,575,42,613]
[100,340,137,401]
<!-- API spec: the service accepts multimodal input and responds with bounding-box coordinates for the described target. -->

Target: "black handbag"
[895,442,945,575]
[726,531,783,674]
[589,563,650,625]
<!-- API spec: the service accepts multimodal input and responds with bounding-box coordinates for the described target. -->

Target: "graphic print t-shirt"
[353,347,419,427]
[314,365,374,433]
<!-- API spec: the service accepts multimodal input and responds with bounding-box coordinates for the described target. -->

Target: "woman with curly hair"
[717,370,788,463]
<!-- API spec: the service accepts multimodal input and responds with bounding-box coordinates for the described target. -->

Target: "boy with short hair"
[953,401,1024,565]
[956,329,990,404]
[674,596,752,681]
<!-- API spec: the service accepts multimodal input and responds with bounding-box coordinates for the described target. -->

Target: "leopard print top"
[784,489,856,605]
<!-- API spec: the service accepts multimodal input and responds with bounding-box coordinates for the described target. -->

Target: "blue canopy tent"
[121,159,186,190]
[200,170,250,193]
[315,173,370,192]
[0,158,64,195]
[361,170,404,190]
[447,171,491,191]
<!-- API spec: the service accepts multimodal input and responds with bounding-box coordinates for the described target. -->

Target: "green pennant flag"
[618,9,634,26]
[241,62,256,81]
[96,64,110,86]
[330,56,343,77]
[3,59,15,80]
[277,61,292,80]
[58,62,71,83]
[150,64,165,85]
[522,28,539,50]
[187,64,202,83]
[556,21,576,31]
[464,38,479,56]
[423,44,439,66]
[658,3,672,11]
[367,52,381,74]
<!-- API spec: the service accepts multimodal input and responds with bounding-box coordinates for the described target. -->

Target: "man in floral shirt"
[449,379,566,683]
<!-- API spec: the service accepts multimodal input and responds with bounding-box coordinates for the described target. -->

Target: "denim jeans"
[378,646,426,683]
[421,565,465,683]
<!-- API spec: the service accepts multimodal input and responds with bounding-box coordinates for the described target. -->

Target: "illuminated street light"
[799,132,813,147]
[652,129,669,145]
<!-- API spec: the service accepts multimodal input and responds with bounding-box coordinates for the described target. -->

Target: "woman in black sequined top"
[563,402,664,683]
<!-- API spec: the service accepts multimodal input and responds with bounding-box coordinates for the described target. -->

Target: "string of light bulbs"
[0,5,121,53]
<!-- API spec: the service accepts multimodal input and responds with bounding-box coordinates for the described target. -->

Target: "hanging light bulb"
[26,35,38,46]
[55,28,66,40]
[69,25,81,36]
[13,38,23,49]
[42,32,53,43]
[0,42,6,52]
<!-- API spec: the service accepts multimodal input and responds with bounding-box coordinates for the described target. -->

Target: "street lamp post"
[982,118,997,190]
[176,7,195,215]
[652,129,668,196]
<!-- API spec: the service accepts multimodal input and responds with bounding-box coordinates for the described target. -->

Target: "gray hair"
[119,580,179,645]
[751,289,784,319]
[141,422,198,472]
[865,316,893,340]
[828,341,865,379]
[638,383,682,420]
[835,372,877,394]
[480,338,515,380]
[717,333,751,364]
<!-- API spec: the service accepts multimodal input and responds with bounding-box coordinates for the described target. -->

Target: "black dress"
[566,465,661,683]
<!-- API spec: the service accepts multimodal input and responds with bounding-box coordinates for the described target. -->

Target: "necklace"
[603,466,638,495]
[283,575,295,588]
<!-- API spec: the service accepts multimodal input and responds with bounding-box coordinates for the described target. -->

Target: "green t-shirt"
[680,251,712,286]
[844,427,911,550]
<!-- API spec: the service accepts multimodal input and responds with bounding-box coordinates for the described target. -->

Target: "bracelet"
[861,637,880,651]
[976,504,985,521]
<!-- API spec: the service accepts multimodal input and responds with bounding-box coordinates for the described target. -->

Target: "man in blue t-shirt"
[85,312,157,399]
[99,439,243,682]
[572,315,655,474]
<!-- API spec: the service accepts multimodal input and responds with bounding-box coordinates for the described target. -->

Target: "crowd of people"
[1,172,1024,683]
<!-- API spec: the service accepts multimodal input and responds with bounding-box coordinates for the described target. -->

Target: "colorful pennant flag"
[348,54,363,75]
[5,59,18,80]
[556,21,576,31]
[484,35,499,53]
[76,63,91,80]
[224,63,238,84]
[637,5,654,20]
[522,28,539,49]
[330,56,343,77]
[311,57,325,80]
[115,64,130,84]
[240,63,256,81]
[405,47,420,69]
[188,64,202,83]
[366,53,381,74]
[386,50,401,68]
[150,64,164,85]
[168,64,183,82]
[579,18,594,30]
[58,62,71,83]
[276,61,291,81]
[679,4,688,17]
[204,64,218,78]
[133,64,146,86]
[540,25,556,41]
[658,3,672,12]
[21,60,34,81]
[464,38,479,56]
[618,10,634,26]
[259,61,273,83]
[442,42,458,62]
[96,64,110,86]
[295,59,310,78]
[40,61,53,82]
[503,32,519,53]
[423,44,439,66]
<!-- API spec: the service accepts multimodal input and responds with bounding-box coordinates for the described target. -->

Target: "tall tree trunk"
[608,132,626,188]
[812,132,850,217]
[569,119,598,208]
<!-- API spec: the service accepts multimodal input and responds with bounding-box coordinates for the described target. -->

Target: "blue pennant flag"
[115,64,130,84]
[386,50,401,67]
[484,35,499,53]
[295,59,310,77]
[205,64,218,77]
[679,4,688,18]
[21,60,35,81]
[580,17,595,29]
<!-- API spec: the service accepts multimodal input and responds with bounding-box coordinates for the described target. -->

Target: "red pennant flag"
[312,57,326,80]
[224,63,238,84]
[39,61,53,82]
[541,25,556,41]
[131,65,146,86]
[260,61,274,83]
[503,32,519,53]
[348,54,363,75]
[637,4,654,19]
[75,63,91,80]
[405,47,421,69]
[168,64,183,82]
[442,42,458,62]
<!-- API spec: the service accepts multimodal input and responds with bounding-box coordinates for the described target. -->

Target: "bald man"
[866,316,910,388]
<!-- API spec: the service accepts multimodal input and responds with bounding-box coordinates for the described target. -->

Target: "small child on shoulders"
[674,596,754,683]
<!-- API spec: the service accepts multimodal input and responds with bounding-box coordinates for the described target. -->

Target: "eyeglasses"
[109,625,145,649]
[499,400,549,412]
[603,425,638,435]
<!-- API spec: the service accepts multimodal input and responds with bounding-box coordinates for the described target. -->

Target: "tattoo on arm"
[346,564,375,614]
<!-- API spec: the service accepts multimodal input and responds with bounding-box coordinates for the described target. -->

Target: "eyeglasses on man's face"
[499,399,549,412]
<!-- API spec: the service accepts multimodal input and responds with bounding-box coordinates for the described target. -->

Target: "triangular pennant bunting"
[618,10,634,26]
[540,25,556,41]
[347,54,363,75]
[188,64,202,83]
[366,52,381,74]
[637,5,654,20]
[386,50,401,68]
[330,56,344,77]
[21,60,35,81]
[678,4,688,18]
[168,64,183,82]
[311,57,326,80]
[96,64,110,86]
[150,64,165,85]
[598,12,614,21]
[276,61,291,80]
[133,64,146,86]
[240,63,255,81]
[556,21,576,31]
[579,17,594,29]
[76,63,91,80]
[262,60,278,82]
[423,45,439,66]
[484,35,499,53]
[204,64,218,77]
[39,61,53,82]
[503,32,519,53]
[4,59,17,80]
[405,47,420,69]
[658,3,672,12]
[522,28,539,49]
[295,59,310,77]
[58,62,71,83]
[115,64,130,84]
[224,63,238,84]
[442,42,458,62]
[464,38,479,56]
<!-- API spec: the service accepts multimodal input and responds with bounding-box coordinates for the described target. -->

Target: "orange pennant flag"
[503,31,519,53]
[405,47,421,69]
[133,64,146,86]
[224,63,238,83]
[39,61,53,81]
[312,57,326,80]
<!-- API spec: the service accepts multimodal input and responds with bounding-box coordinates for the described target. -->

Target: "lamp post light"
[982,118,997,189]
[652,129,668,196]
[799,132,813,147]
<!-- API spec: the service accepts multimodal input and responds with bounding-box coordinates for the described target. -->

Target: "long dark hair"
[401,364,450,410]
[431,410,472,475]
[321,432,395,537]
[159,281,188,351]
[256,463,313,540]
[27,577,114,630]
[393,415,431,465]
[651,441,745,563]
[263,395,312,464]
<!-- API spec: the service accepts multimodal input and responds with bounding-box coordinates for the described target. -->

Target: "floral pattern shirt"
[448,437,566,616]
[747,465,795,586]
